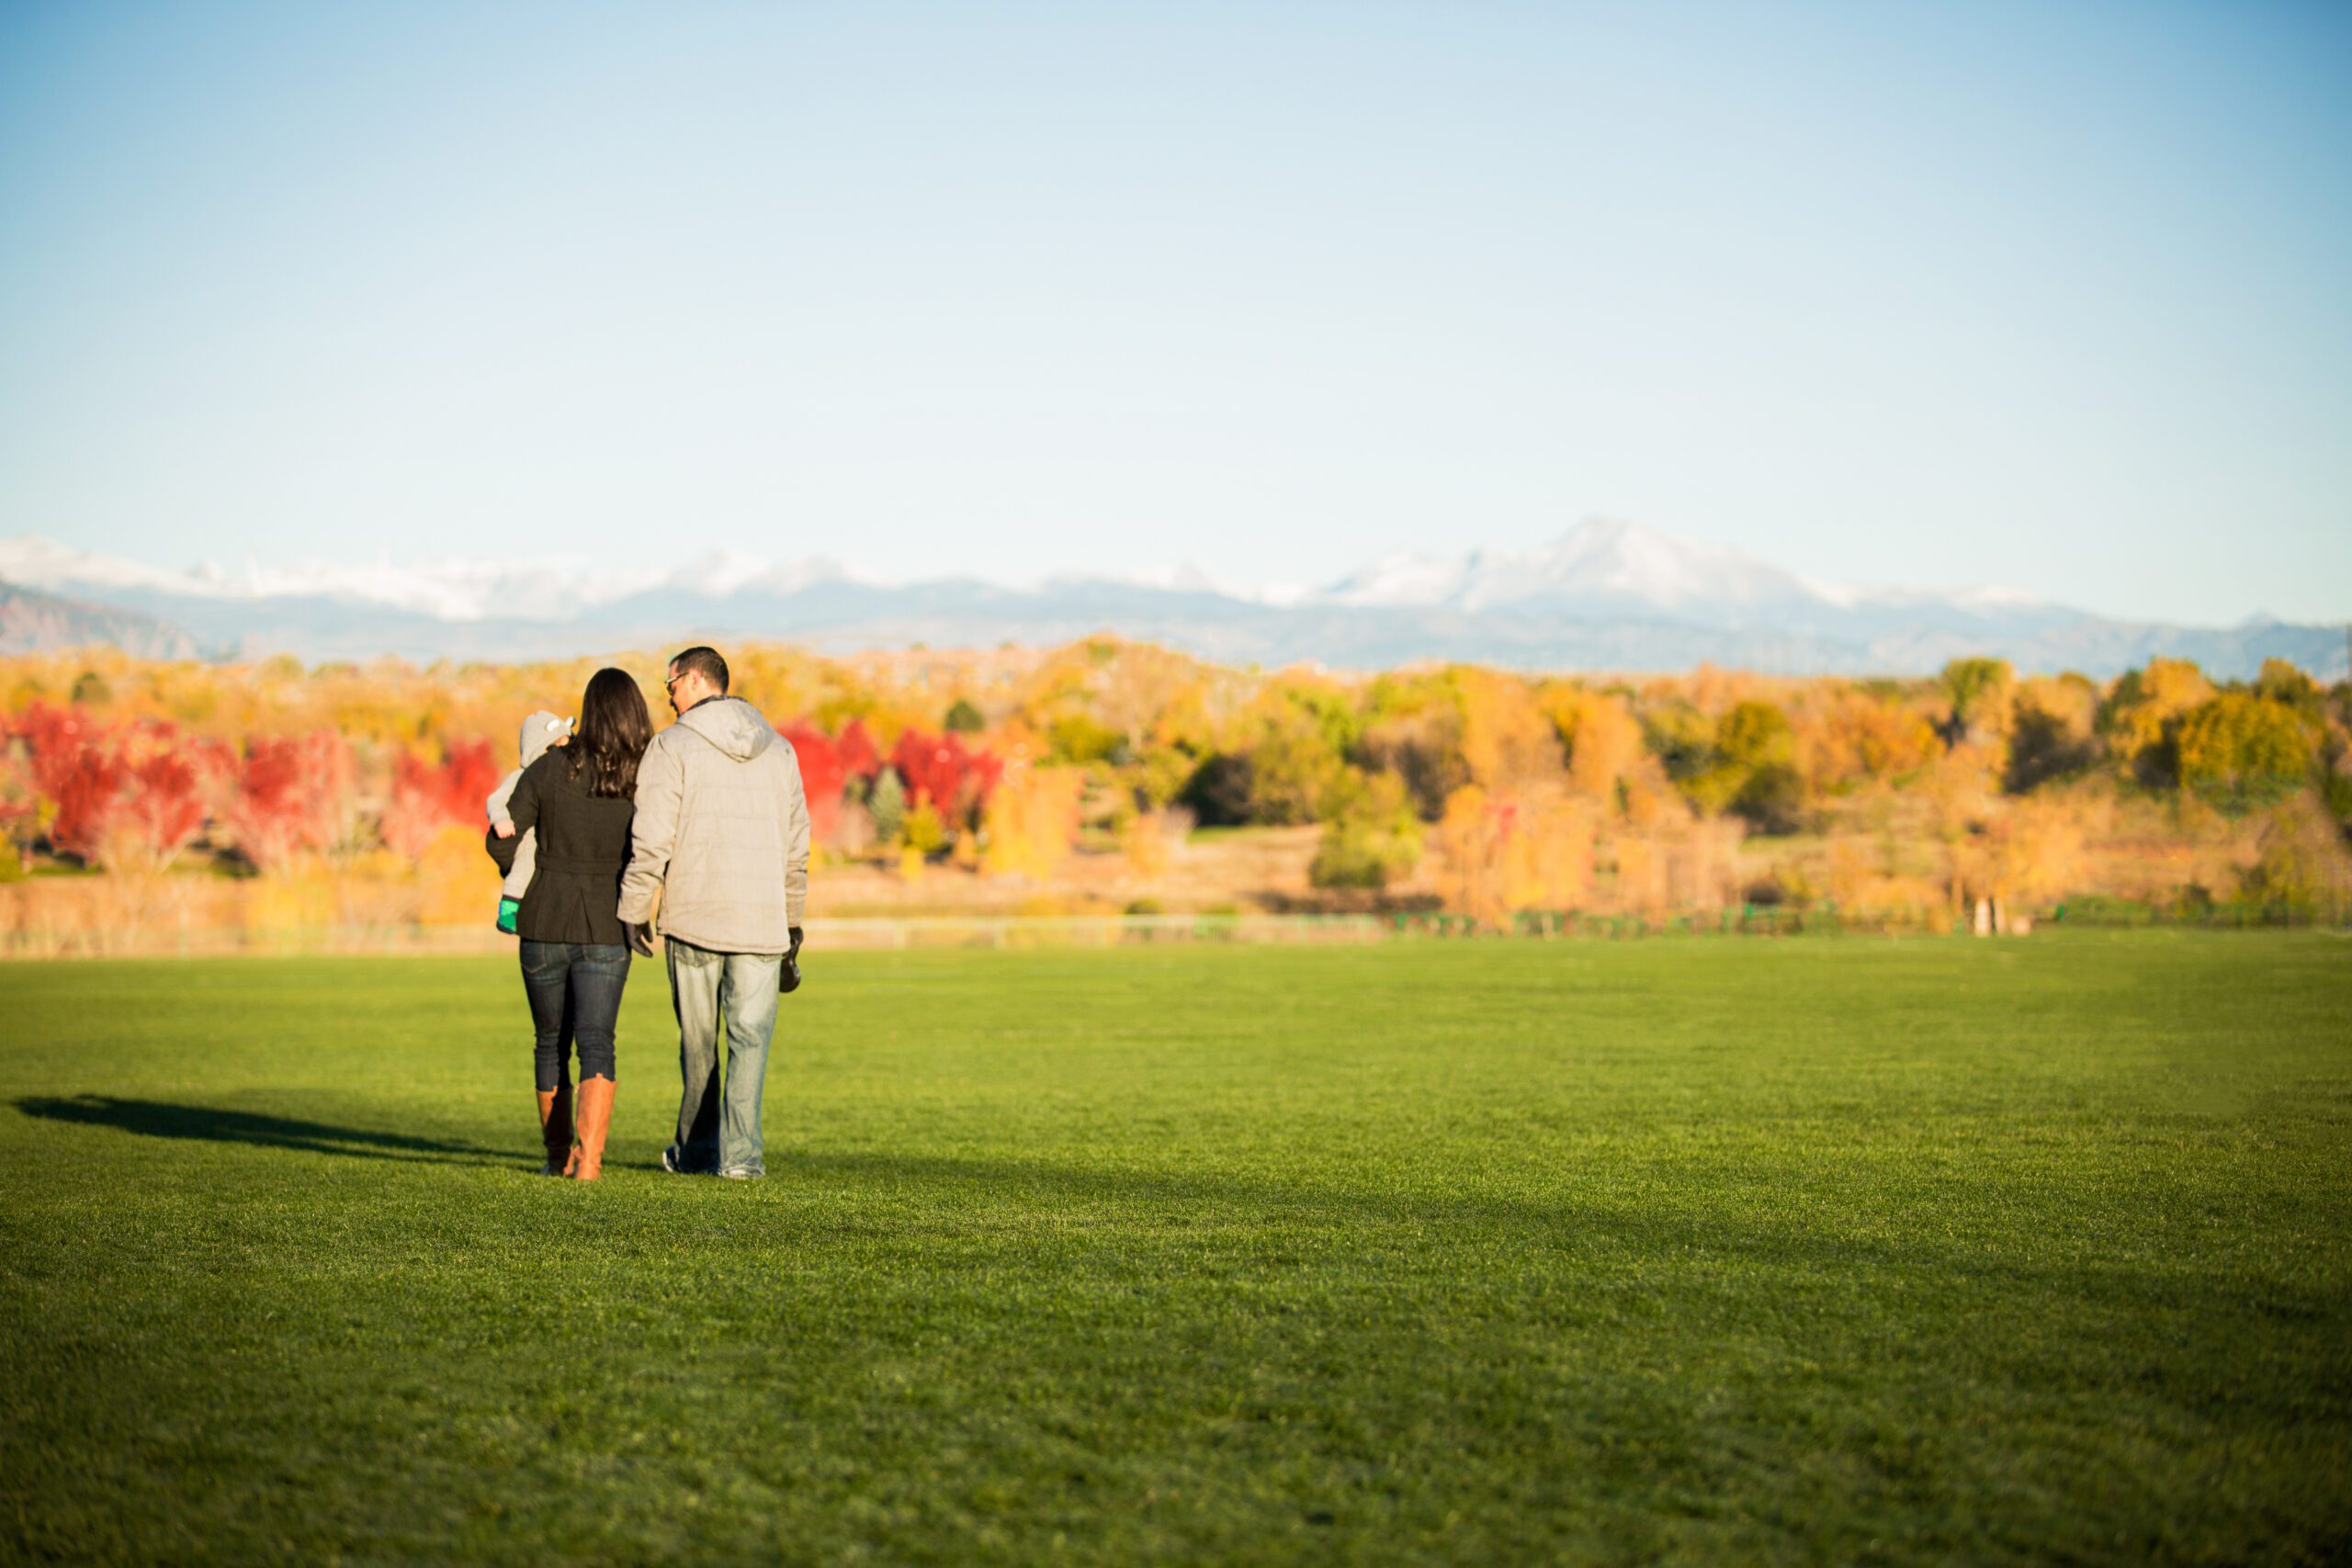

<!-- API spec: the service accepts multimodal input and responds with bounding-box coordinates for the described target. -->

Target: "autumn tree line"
[3,641,2348,944]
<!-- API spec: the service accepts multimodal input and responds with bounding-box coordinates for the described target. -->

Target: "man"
[620,646,810,1179]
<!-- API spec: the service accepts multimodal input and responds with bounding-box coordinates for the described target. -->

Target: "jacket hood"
[518,710,573,768]
[674,695,775,762]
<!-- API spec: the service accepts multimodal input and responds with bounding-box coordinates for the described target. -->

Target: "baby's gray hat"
[518,710,573,768]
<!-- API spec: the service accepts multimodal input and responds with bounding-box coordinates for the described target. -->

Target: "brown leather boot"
[537,1084,575,1177]
[570,1076,615,1181]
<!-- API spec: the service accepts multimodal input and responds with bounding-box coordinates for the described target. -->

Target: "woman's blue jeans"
[520,942,631,1090]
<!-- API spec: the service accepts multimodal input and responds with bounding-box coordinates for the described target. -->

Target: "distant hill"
[1,523,2343,679]
[0,580,199,660]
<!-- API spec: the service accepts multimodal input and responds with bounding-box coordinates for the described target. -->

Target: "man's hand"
[626,921,656,957]
[780,925,805,995]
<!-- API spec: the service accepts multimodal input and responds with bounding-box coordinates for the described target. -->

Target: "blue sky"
[1,1,2346,624]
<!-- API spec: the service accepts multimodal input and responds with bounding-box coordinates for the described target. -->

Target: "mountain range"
[1,522,2341,680]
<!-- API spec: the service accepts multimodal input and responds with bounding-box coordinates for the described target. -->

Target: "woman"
[487,667,652,1180]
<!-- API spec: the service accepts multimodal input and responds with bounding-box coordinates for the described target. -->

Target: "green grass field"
[3,933,2348,1564]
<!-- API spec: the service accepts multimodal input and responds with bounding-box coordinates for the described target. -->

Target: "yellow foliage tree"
[418,823,494,926]
[1545,687,1641,803]
[2175,693,2313,807]
[2098,658,2212,782]
[1611,834,1663,917]
[2244,795,2352,919]
[1988,796,2088,907]
[1503,794,1597,912]
[1122,808,1176,881]
[981,760,1084,880]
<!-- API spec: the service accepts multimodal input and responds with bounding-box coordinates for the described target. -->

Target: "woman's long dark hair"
[568,667,653,799]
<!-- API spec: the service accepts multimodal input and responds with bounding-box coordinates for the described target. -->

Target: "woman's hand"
[493,819,517,840]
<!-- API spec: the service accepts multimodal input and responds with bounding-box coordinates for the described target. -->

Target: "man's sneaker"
[718,1167,763,1181]
[661,1145,703,1175]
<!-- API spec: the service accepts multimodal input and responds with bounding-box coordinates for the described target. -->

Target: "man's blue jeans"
[663,937,783,1176]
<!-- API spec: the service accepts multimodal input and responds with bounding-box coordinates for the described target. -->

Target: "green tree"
[1046,714,1124,766]
[903,800,947,855]
[1639,700,1713,782]
[1675,700,1796,819]
[1731,762,1804,835]
[1717,701,1794,770]
[1939,658,2015,748]
[868,767,907,846]
[1309,773,1424,890]
[1351,709,1469,820]
[2006,674,2100,794]
[1236,694,1350,824]
[943,698,984,734]
[1179,754,1253,827]
[2253,657,2321,717]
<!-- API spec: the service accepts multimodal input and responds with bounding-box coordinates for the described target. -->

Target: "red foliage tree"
[381,737,503,860]
[834,718,881,784]
[47,745,125,861]
[111,724,219,872]
[383,753,444,861]
[227,730,356,872]
[13,702,122,860]
[227,738,306,873]
[13,702,89,764]
[889,728,1003,826]
[779,720,847,845]
[965,743,1005,810]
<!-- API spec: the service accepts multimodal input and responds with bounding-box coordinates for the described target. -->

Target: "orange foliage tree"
[1794,687,1939,795]
[1432,784,1596,926]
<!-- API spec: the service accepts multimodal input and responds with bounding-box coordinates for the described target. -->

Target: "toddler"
[487,710,574,931]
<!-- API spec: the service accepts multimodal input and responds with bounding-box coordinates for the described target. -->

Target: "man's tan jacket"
[619,696,808,953]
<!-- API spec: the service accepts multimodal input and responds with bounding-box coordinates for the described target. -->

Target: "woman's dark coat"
[485,750,635,945]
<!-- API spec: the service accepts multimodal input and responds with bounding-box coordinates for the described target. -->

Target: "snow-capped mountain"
[1317,519,1874,617]
[0,537,860,625]
[0,520,2044,628]
[1316,549,1474,609]
[0,523,2340,679]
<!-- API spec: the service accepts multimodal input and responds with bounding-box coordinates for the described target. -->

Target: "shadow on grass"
[11,1095,513,1166]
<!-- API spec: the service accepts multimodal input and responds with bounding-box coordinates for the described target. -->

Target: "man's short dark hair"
[670,646,729,694]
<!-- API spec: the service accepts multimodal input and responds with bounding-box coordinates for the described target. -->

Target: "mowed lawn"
[2,934,2348,1564]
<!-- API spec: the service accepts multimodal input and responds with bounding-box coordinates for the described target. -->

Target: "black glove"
[780,926,803,994]
[626,921,655,957]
